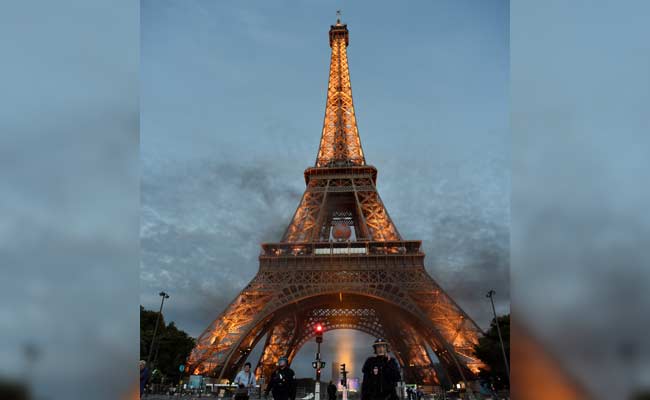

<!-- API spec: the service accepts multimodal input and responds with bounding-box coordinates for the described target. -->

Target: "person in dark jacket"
[361,339,401,400]
[264,356,296,400]
[139,360,150,397]
[327,380,338,400]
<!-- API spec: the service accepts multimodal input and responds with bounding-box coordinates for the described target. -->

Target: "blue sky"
[141,0,509,380]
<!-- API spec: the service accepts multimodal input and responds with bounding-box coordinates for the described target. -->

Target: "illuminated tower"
[187,15,484,387]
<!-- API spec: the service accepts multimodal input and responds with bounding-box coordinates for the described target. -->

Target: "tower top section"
[329,11,349,47]
[316,16,365,168]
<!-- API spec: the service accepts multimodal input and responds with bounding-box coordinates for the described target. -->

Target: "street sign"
[179,365,185,372]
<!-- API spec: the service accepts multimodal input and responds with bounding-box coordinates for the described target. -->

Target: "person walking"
[234,362,257,398]
[361,339,401,400]
[327,380,338,400]
[264,356,296,400]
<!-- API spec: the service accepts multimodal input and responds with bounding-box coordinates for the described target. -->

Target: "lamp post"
[147,291,170,366]
[486,290,509,383]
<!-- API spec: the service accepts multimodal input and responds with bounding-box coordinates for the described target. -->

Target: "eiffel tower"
[188,16,484,387]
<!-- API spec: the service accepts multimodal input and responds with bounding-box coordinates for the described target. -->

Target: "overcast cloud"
[512,1,650,397]
[1,1,138,399]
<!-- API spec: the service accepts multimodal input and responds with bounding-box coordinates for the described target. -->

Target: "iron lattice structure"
[188,18,485,386]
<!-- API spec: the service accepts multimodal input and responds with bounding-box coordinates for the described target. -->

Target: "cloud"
[0,107,139,399]
[141,145,510,347]
[140,157,304,335]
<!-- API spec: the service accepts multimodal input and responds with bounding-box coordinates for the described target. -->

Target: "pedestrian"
[139,360,150,397]
[264,356,296,400]
[361,338,401,400]
[327,380,338,400]
[234,362,257,398]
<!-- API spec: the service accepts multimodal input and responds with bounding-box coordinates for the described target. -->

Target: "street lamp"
[486,290,510,383]
[147,291,170,366]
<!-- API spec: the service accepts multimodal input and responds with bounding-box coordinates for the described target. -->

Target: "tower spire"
[315,18,365,167]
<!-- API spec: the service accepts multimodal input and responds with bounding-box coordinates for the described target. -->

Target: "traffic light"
[315,323,324,343]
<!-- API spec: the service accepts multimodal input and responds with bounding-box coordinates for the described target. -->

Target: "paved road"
[142,396,222,399]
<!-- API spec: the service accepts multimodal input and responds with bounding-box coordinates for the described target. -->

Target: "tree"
[140,305,196,383]
[0,379,29,400]
[140,305,165,360]
[474,314,509,390]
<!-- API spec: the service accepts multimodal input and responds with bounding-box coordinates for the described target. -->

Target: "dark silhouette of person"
[361,339,401,400]
[264,356,296,400]
[327,380,338,400]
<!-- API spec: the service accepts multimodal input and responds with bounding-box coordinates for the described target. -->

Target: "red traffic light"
[315,323,324,343]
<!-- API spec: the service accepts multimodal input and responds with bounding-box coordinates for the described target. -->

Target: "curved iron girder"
[190,290,477,386]
[258,267,485,370]
[292,307,387,351]
[268,286,481,381]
